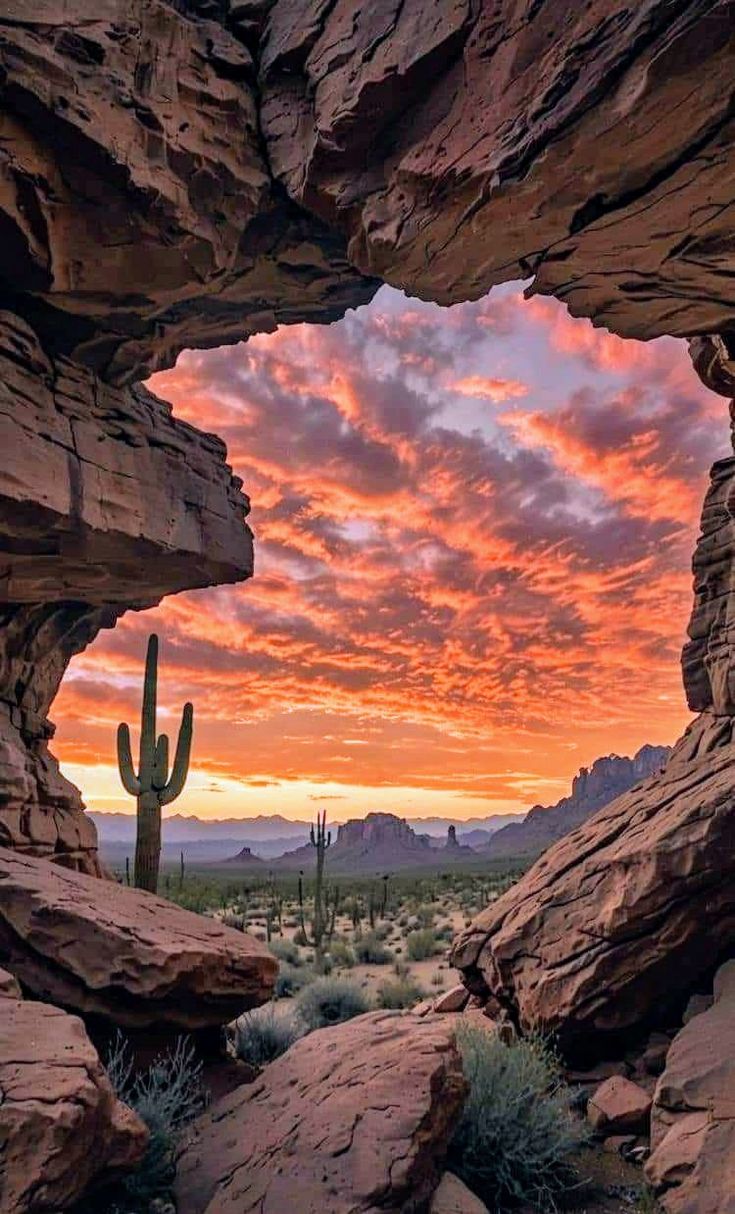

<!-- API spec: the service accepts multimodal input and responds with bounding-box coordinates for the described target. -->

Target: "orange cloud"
[53,285,729,820]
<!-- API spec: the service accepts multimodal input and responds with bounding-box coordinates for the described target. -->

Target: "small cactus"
[116,633,193,892]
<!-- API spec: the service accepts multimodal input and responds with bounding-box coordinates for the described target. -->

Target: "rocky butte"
[0,2,734,1213]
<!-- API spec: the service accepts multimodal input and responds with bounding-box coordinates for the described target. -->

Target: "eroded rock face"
[646,959,735,1214]
[450,715,735,1059]
[0,847,277,1028]
[683,453,735,714]
[0,309,252,872]
[0,994,148,1213]
[0,0,378,384]
[261,0,735,341]
[174,1010,467,1213]
[1,2,734,877]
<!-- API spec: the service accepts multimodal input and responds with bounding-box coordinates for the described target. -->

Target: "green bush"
[354,933,393,964]
[234,1005,301,1066]
[377,977,425,1009]
[406,928,438,961]
[415,903,436,928]
[447,1025,587,1212]
[269,938,302,966]
[296,977,371,1031]
[328,939,356,968]
[274,962,315,998]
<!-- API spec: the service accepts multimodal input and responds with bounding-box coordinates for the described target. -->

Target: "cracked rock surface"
[450,714,735,1059]
[174,1010,467,1214]
[0,847,277,1029]
[646,959,735,1214]
[0,991,148,1213]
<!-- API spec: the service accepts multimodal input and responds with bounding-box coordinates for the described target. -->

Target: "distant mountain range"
[92,744,673,873]
[91,810,524,862]
[479,744,671,859]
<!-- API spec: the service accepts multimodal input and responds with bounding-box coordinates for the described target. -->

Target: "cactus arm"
[160,701,193,805]
[116,723,141,796]
[152,733,169,791]
[138,633,159,789]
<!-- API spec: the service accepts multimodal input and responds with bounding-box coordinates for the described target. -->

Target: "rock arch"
[1,0,733,869]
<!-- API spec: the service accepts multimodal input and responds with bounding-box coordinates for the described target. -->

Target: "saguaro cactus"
[116,634,193,892]
[297,811,335,970]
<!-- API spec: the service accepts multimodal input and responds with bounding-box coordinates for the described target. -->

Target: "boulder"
[430,1172,489,1214]
[0,996,147,1213]
[450,717,735,1059]
[587,1077,652,1135]
[434,985,471,1013]
[0,965,21,999]
[174,1010,467,1213]
[0,848,277,1029]
[645,960,735,1214]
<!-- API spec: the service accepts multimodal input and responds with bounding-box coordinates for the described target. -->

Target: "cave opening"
[47,282,727,856]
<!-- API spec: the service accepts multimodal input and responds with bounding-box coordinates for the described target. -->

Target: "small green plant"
[328,938,356,968]
[296,977,371,1031]
[100,1032,207,1210]
[377,976,425,1009]
[407,928,438,961]
[447,1025,587,1212]
[269,938,302,966]
[354,932,393,964]
[234,1005,301,1066]
[274,962,315,998]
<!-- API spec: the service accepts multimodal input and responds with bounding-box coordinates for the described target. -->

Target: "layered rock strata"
[0,847,277,1028]
[0,310,252,871]
[174,1010,466,1214]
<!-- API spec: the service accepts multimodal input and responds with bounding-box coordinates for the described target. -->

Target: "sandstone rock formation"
[646,959,735,1214]
[174,1010,466,1213]
[1,2,734,876]
[450,714,735,1059]
[481,743,671,859]
[0,307,252,872]
[0,847,277,1028]
[0,993,148,1212]
[587,1077,652,1136]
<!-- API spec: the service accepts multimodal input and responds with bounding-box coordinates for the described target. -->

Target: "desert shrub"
[406,928,438,961]
[431,972,446,988]
[447,1025,587,1212]
[98,1033,207,1211]
[293,926,308,946]
[234,1005,301,1066]
[269,938,302,966]
[274,962,315,998]
[354,933,393,965]
[221,911,245,931]
[415,904,436,928]
[328,939,356,968]
[377,977,425,1009]
[296,977,371,1031]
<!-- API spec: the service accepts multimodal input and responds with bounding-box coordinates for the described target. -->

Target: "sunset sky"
[53,283,727,823]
